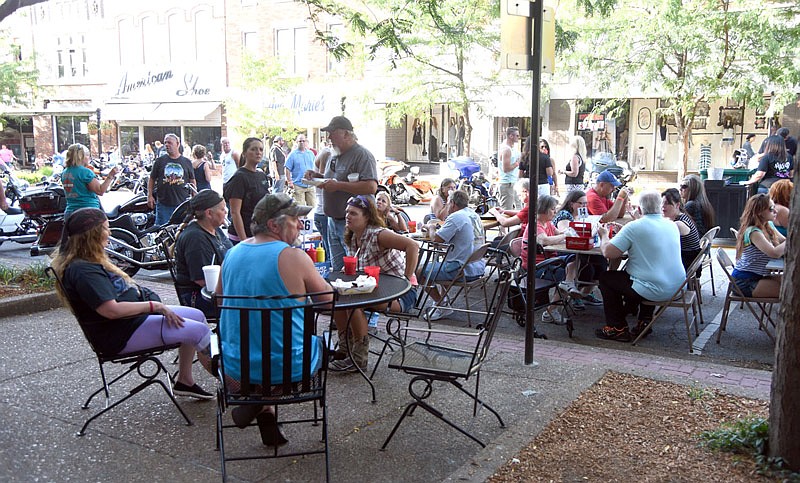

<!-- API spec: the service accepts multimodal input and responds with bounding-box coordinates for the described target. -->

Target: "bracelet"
[149,301,154,313]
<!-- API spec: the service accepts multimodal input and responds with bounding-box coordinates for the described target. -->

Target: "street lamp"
[96,108,102,159]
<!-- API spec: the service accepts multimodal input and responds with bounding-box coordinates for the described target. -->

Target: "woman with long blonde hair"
[560,135,587,192]
[731,194,786,298]
[375,190,409,232]
[52,208,212,399]
[62,143,118,218]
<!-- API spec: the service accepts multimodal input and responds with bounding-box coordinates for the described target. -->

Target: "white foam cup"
[348,173,359,182]
[202,265,221,292]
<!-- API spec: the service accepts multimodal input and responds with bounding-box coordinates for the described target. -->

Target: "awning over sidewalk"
[102,102,221,122]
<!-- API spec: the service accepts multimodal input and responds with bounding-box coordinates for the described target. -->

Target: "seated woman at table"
[173,189,233,318]
[214,193,333,446]
[679,174,715,238]
[661,188,702,271]
[768,179,792,237]
[330,195,420,373]
[552,190,605,307]
[519,195,577,325]
[427,177,456,223]
[375,190,409,232]
[51,208,213,400]
[731,193,786,298]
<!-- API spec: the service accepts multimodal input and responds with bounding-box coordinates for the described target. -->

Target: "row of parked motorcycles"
[1,165,175,277]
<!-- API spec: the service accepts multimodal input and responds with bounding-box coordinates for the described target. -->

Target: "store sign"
[111,67,221,102]
[578,112,605,131]
[266,93,327,114]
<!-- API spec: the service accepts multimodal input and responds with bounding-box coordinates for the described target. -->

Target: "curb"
[0,291,62,319]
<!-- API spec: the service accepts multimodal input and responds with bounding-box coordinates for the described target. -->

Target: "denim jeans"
[314,212,331,260]
[327,217,346,272]
[155,203,177,226]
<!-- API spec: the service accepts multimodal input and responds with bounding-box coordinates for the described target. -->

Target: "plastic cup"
[202,265,221,292]
[348,173,359,182]
[408,220,417,233]
[364,266,380,285]
[343,256,357,275]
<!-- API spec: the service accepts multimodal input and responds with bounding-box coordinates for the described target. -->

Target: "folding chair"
[485,227,521,280]
[715,249,779,344]
[632,250,705,353]
[369,240,453,379]
[697,226,720,302]
[381,270,513,449]
[213,290,336,482]
[432,242,491,326]
[45,267,191,436]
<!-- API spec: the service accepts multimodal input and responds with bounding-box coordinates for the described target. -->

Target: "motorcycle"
[29,191,155,257]
[587,152,637,198]
[3,183,65,248]
[448,156,496,214]
[402,166,434,202]
[1,171,30,206]
[376,159,424,205]
[105,185,197,277]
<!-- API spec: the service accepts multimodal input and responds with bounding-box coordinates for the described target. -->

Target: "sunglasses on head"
[347,195,370,210]
[679,184,688,189]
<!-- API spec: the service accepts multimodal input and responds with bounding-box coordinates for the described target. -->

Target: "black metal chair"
[45,267,192,436]
[380,270,512,449]
[431,242,492,326]
[213,290,336,482]
[369,241,453,378]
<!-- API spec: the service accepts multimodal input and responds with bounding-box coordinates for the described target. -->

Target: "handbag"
[137,285,162,303]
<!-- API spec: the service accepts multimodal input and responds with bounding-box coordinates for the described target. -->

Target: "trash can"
[700,168,753,184]
[704,180,749,242]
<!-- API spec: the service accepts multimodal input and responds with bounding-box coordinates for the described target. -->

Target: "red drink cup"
[364,266,380,285]
[408,221,417,233]
[343,256,357,275]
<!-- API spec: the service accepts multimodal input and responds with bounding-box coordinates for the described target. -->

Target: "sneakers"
[329,356,364,373]
[568,284,584,299]
[571,298,586,311]
[541,310,565,325]
[583,293,603,306]
[173,381,213,400]
[594,325,632,342]
[558,281,576,293]
[630,320,653,338]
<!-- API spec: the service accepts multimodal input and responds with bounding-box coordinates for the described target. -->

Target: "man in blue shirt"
[596,190,685,341]
[284,134,316,207]
[421,189,486,320]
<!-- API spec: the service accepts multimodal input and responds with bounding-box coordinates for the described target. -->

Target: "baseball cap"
[252,193,312,226]
[190,189,224,212]
[320,116,354,132]
[596,170,621,186]
[274,135,283,142]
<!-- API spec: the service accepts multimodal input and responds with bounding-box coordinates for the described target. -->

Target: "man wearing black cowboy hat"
[304,116,378,272]
[173,189,233,317]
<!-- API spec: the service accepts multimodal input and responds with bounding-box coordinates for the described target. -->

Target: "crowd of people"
[17,117,793,448]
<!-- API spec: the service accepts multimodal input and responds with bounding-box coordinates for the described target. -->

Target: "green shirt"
[63,165,100,213]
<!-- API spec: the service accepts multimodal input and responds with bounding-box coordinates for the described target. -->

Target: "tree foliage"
[559,0,800,180]
[302,0,505,156]
[224,53,302,140]
[0,33,39,114]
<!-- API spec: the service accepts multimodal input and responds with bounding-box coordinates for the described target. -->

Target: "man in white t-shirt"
[219,137,240,187]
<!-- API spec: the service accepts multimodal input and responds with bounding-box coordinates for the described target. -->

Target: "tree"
[0,33,38,113]
[302,0,507,157]
[224,53,302,141]
[769,172,800,472]
[559,0,800,181]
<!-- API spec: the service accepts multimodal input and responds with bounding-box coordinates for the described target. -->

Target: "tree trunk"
[768,172,800,471]
[463,108,472,157]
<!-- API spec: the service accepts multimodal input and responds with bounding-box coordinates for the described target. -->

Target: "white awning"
[102,102,221,122]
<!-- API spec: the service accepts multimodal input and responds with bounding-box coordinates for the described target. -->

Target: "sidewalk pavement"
[0,282,773,482]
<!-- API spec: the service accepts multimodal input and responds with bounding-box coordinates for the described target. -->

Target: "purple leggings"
[121,306,210,354]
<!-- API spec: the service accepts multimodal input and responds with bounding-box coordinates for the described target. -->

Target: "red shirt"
[516,204,529,233]
[587,187,613,215]
[520,220,556,270]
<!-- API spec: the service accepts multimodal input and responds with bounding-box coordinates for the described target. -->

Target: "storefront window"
[119,126,139,158]
[143,126,180,155]
[55,115,90,152]
[184,126,221,160]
